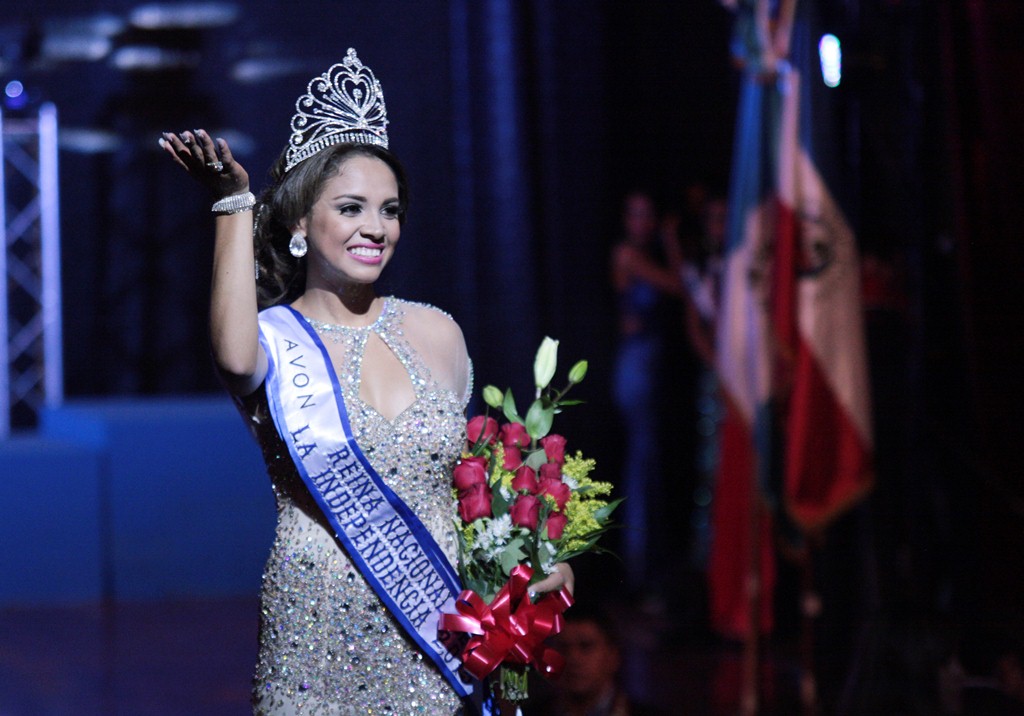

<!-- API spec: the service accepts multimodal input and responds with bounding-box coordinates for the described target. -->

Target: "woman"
[160,49,570,715]
[610,191,683,590]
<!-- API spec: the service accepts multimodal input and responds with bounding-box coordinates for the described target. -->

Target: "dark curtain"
[445,0,612,417]
[937,0,1024,656]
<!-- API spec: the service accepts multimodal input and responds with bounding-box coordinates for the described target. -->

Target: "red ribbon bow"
[439,564,574,681]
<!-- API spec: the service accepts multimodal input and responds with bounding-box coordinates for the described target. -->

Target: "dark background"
[2,0,1023,708]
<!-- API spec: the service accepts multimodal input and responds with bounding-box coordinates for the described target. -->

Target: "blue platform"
[0,396,275,606]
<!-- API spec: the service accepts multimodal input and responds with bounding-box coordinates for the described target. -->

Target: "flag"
[708,0,873,639]
[774,11,874,533]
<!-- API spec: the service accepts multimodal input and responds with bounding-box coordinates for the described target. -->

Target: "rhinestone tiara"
[284,48,389,174]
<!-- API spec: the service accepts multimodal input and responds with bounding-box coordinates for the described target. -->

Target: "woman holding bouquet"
[160,49,569,714]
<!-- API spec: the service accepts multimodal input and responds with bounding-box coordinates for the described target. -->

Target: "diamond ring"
[206,160,225,172]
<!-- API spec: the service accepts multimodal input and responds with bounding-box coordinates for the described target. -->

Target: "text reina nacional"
[280,337,451,631]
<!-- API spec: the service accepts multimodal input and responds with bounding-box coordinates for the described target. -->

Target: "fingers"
[559,562,575,595]
[180,130,204,164]
[529,572,563,596]
[192,128,220,167]
[159,129,222,171]
[528,569,569,598]
[159,132,191,170]
[530,563,575,598]
[160,129,249,194]
[216,137,235,167]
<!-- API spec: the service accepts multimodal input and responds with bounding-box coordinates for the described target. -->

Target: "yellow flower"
[562,452,596,482]
[561,496,608,552]
[500,472,514,493]
[487,445,518,488]
[489,445,506,486]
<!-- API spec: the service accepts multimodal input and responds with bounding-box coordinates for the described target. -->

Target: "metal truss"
[1,104,62,436]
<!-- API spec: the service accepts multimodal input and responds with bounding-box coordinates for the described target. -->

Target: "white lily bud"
[533,337,559,390]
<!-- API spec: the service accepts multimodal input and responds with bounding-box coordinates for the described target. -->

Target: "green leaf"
[525,400,554,440]
[502,388,521,423]
[525,448,548,470]
[500,539,527,575]
[594,497,624,522]
[556,535,602,561]
[557,541,618,563]
[491,483,512,517]
[554,399,585,407]
[466,575,489,596]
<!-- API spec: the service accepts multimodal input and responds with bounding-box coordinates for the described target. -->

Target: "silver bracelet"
[211,191,256,214]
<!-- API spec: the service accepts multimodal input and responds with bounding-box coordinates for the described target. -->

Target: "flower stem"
[496,665,530,703]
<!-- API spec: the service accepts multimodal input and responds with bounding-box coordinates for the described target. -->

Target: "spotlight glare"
[819,33,842,88]
[5,80,24,99]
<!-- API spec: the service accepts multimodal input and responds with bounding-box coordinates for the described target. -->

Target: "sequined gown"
[239,298,471,715]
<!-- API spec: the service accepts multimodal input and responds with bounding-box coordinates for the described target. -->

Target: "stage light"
[819,33,842,88]
[41,34,112,63]
[111,45,200,71]
[4,80,28,109]
[130,2,239,30]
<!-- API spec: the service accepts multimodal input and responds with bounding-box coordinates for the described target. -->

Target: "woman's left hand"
[529,562,574,598]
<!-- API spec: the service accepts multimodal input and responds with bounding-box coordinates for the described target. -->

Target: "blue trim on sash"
[259,304,474,702]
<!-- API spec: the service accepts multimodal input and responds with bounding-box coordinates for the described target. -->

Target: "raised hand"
[159,129,250,199]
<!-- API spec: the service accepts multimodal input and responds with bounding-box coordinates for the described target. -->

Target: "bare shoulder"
[611,242,641,290]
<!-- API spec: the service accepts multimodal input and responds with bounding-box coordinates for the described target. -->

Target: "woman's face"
[622,192,657,242]
[297,154,402,289]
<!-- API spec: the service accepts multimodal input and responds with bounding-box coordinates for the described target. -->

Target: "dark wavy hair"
[253,143,409,307]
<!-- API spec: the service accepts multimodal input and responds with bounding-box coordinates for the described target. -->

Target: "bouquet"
[440,337,619,707]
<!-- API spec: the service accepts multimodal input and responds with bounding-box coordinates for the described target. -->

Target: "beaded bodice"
[241,297,469,715]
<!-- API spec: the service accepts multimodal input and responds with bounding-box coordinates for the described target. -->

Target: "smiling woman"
[252,141,410,313]
[294,155,402,291]
[156,49,532,715]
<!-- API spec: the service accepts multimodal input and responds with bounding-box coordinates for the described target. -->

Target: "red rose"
[502,446,523,470]
[510,494,541,530]
[538,475,571,511]
[545,511,568,540]
[538,462,562,483]
[466,416,499,445]
[453,456,488,490]
[458,483,493,522]
[540,434,567,465]
[511,465,538,494]
[500,422,531,448]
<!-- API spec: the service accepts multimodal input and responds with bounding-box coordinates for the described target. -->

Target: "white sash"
[259,305,473,701]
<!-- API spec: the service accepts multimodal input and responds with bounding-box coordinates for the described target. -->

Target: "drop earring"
[289,233,308,258]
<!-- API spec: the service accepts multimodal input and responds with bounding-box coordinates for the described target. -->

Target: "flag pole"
[797,541,820,715]
[741,451,762,716]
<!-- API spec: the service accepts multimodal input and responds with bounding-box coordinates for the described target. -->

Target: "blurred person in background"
[610,190,683,591]
[528,603,666,716]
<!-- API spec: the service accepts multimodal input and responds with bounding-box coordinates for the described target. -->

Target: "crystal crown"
[284,48,389,173]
